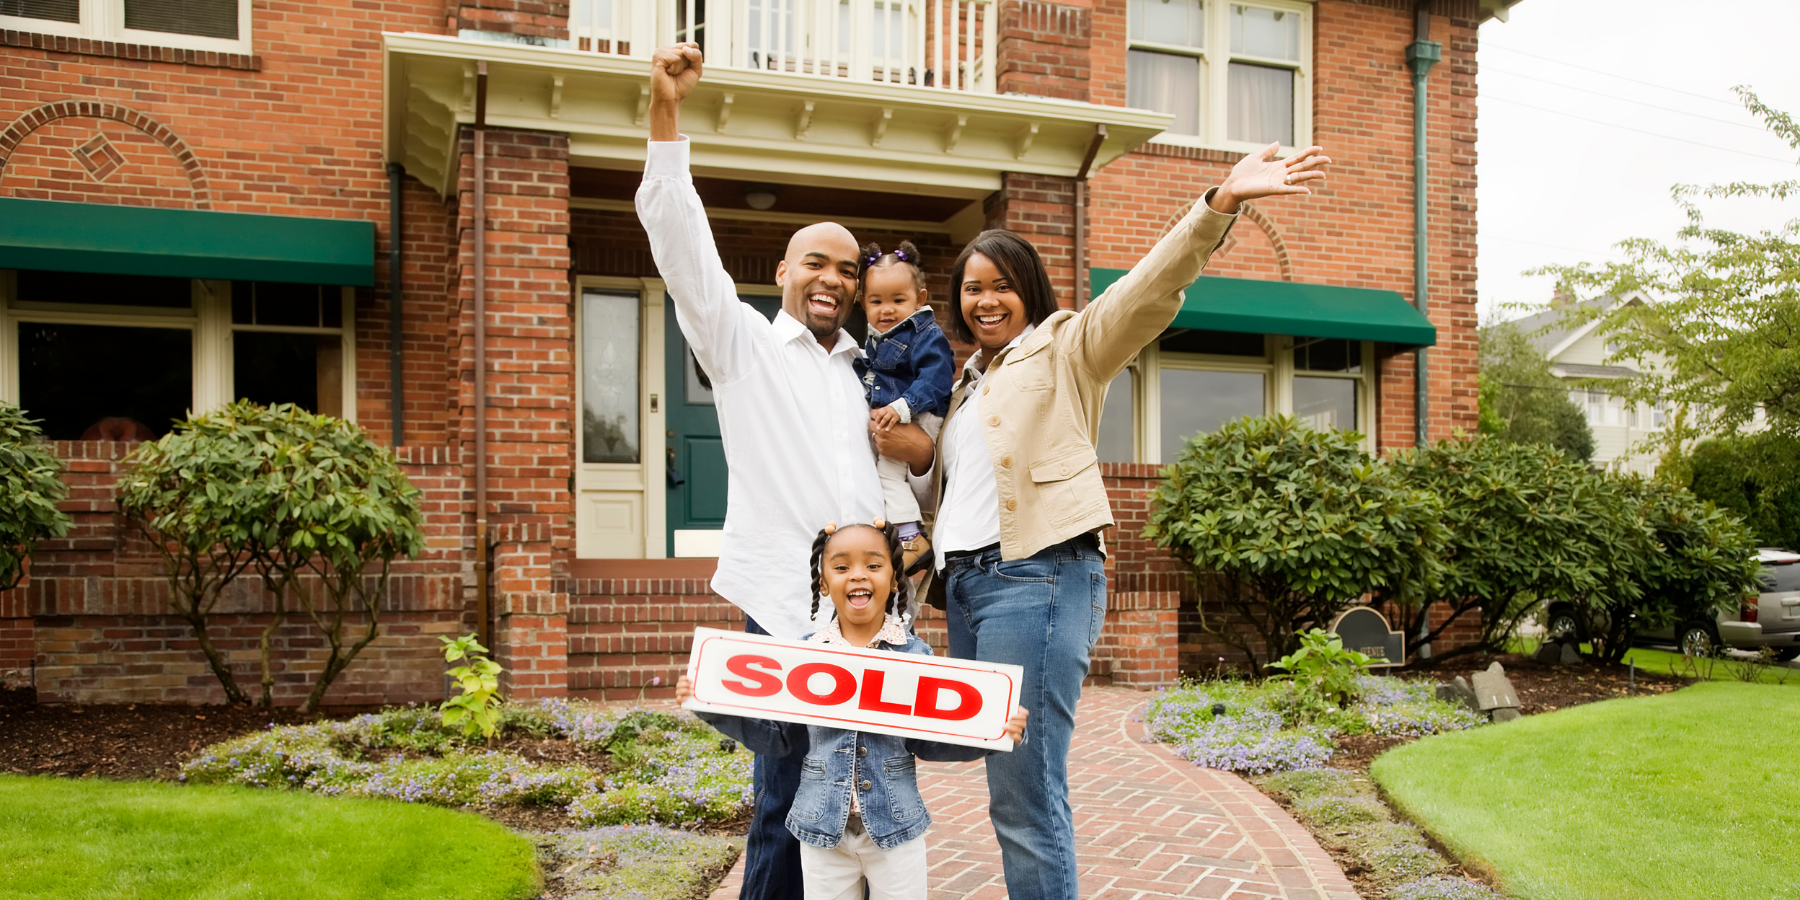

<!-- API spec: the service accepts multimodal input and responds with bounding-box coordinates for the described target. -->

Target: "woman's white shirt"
[932,326,1035,570]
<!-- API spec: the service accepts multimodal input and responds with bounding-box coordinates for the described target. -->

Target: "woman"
[917,142,1330,900]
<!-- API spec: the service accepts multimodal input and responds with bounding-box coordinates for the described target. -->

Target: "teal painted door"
[664,294,780,556]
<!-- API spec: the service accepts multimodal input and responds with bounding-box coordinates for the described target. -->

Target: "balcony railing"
[569,0,996,93]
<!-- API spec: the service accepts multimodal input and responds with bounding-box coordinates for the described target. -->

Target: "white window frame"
[0,270,354,426]
[573,275,667,559]
[1108,334,1372,465]
[0,0,254,55]
[1127,0,1312,155]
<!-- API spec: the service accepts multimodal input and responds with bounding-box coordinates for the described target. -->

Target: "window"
[1126,0,1309,150]
[0,269,353,440]
[580,289,641,465]
[1095,332,1370,465]
[0,0,251,54]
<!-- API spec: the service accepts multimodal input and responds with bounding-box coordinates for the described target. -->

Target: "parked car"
[1544,548,1800,660]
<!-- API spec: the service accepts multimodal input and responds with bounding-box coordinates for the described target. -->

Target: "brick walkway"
[707,686,1356,900]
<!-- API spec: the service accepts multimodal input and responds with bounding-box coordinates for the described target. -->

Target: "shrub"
[1389,436,1647,660]
[120,401,422,710]
[0,404,70,592]
[1267,629,1374,707]
[1147,416,1448,670]
[566,715,754,827]
[1684,434,1800,551]
[440,635,504,741]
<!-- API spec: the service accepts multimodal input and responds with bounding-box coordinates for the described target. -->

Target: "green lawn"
[0,774,541,900]
[1371,682,1800,900]
[1622,645,1800,686]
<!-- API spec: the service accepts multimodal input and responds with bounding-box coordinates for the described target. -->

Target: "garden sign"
[683,627,1024,751]
[1328,607,1404,668]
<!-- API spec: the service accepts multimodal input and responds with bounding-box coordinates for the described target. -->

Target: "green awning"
[0,197,375,286]
[1090,269,1436,349]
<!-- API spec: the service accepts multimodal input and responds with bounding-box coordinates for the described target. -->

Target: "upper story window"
[1126,0,1310,151]
[0,0,251,54]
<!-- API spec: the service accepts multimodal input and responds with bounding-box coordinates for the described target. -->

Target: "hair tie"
[891,248,913,265]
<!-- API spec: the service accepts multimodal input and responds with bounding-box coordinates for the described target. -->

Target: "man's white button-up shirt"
[637,137,884,640]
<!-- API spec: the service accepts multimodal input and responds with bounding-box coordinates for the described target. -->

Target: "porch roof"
[1090,269,1437,350]
[0,198,376,286]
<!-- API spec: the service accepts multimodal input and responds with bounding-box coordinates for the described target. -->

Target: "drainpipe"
[473,61,492,647]
[1072,124,1107,310]
[1406,5,1440,450]
[387,163,406,447]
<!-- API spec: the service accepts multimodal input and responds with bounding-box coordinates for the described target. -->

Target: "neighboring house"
[0,0,1518,704]
[1514,294,1665,475]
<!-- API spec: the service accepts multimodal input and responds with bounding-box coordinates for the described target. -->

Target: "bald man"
[637,42,934,900]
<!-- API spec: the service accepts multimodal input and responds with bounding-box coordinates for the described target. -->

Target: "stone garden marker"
[1470,661,1523,723]
[1328,606,1404,668]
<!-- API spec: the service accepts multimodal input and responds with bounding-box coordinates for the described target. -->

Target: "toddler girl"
[679,520,1027,900]
[855,242,954,574]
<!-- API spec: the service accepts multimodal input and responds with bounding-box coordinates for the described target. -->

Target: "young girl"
[678,520,1028,900]
[855,242,954,574]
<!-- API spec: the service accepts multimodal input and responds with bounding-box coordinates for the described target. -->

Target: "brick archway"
[0,101,211,208]
[1159,199,1294,282]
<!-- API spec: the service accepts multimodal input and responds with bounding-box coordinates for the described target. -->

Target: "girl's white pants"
[799,829,928,900]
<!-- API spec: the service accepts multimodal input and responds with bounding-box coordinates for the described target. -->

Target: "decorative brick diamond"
[71,132,126,182]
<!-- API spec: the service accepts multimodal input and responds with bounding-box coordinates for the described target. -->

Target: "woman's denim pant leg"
[946,535,1106,900]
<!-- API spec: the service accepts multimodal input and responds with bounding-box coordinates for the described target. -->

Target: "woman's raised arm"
[1065,142,1332,382]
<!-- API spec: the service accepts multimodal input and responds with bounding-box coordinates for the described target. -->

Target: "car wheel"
[1545,605,1584,642]
[1773,646,1800,663]
[1678,621,1720,658]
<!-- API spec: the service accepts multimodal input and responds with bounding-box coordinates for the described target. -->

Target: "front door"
[664,292,781,556]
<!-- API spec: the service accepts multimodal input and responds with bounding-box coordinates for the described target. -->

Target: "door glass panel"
[581,290,641,464]
[19,321,192,440]
[1160,368,1263,461]
[1097,369,1135,463]
[1294,375,1356,433]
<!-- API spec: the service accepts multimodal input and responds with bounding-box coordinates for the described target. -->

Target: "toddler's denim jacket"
[696,632,989,850]
[855,308,955,421]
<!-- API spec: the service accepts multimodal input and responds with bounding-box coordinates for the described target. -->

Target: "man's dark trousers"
[740,615,805,899]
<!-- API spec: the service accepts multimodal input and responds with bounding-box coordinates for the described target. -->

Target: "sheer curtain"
[1128,51,1201,136]
[1227,62,1292,145]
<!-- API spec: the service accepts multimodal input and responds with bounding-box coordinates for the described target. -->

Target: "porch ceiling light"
[744,184,779,211]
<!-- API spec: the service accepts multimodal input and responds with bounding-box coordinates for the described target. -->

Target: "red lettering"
[857,669,912,715]
[722,654,783,697]
[788,663,856,706]
[913,676,982,721]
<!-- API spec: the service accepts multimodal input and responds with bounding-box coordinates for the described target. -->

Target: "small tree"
[120,402,422,710]
[1146,416,1447,671]
[1477,319,1595,463]
[248,405,423,714]
[118,405,269,704]
[0,404,71,591]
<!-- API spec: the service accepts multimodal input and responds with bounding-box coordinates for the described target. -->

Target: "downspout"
[473,61,491,647]
[1407,4,1441,660]
[1406,5,1440,450]
[1072,124,1107,310]
[387,162,406,447]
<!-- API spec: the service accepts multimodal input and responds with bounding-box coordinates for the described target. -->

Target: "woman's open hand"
[1210,143,1330,214]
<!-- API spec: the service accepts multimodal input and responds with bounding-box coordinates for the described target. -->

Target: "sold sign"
[683,627,1024,751]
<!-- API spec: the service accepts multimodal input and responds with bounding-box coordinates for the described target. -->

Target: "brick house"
[0,0,1516,705]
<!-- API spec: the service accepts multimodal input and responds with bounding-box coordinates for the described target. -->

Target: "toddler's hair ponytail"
[858,240,927,292]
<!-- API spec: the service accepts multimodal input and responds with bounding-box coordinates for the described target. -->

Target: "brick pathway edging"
[706,686,1356,900]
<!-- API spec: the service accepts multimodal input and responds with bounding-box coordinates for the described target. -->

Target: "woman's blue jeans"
[944,534,1106,900]
[741,615,805,900]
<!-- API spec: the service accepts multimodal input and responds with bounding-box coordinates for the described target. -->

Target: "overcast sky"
[1475,0,1800,323]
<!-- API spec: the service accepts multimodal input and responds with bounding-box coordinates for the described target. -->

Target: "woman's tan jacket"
[921,194,1236,604]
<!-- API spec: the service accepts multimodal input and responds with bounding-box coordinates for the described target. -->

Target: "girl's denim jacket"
[695,633,989,850]
[855,307,955,421]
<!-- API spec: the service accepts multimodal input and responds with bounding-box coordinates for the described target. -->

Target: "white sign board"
[682,626,1024,751]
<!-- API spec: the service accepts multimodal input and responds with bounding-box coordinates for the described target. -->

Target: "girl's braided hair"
[857,240,927,292]
[808,521,907,625]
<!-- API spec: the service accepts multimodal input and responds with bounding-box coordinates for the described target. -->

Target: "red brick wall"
[451,0,570,41]
[1084,0,1482,451]
[998,0,1091,101]
[450,127,575,698]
